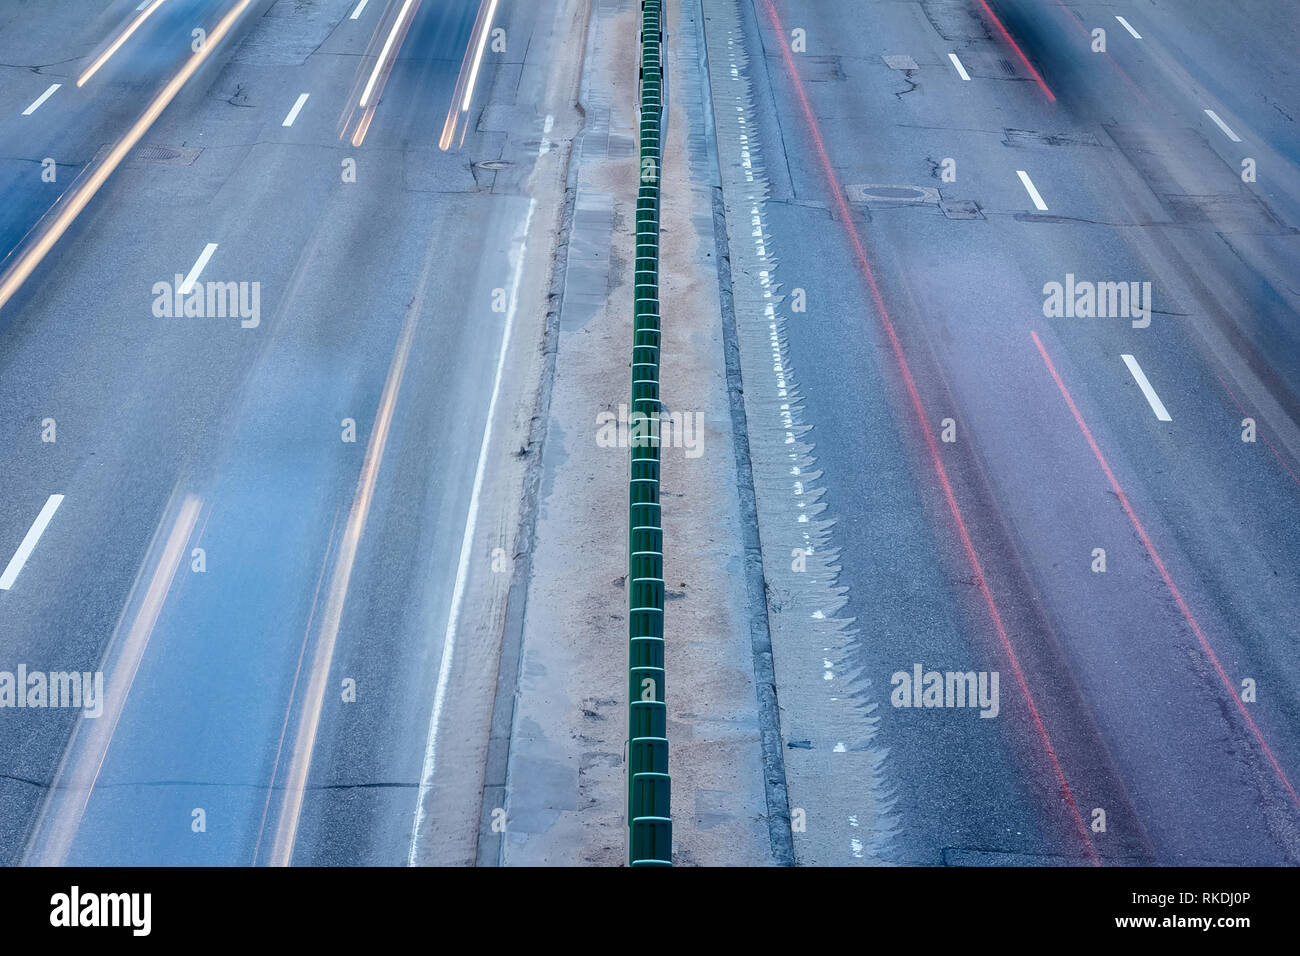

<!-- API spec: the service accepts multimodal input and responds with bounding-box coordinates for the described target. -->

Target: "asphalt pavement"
[702,0,1300,864]
[0,0,570,866]
[2,0,1297,869]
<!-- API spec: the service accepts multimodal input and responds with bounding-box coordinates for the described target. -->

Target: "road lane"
[3,0,575,866]
[3,0,1296,870]
[701,0,1300,864]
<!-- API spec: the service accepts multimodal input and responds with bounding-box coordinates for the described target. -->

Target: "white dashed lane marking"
[282,93,309,127]
[1122,354,1172,421]
[178,243,218,295]
[22,84,60,115]
[1115,16,1142,40]
[1016,170,1049,211]
[1,495,65,590]
[1204,109,1242,143]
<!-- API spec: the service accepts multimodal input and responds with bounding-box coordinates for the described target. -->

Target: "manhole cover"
[845,184,940,204]
[473,160,512,171]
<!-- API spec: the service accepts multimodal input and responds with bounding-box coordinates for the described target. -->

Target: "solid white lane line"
[282,92,309,126]
[178,243,217,295]
[1016,169,1048,211]
[22,84,61,115]
[349,0,369,18]
[1204,109,1242,143]
[408,198,536,865]
[1121,354,1172,421]
[1115,16,1142,39]
[1,495,65,590]
[948,52,971,81]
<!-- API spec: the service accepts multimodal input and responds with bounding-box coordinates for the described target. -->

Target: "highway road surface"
[0,0,1297,869]
[701,0,1300,864]
[0,0,575,866]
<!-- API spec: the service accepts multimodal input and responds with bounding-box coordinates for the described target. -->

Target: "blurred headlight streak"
[77,0,169,88]
[439,0,498,151]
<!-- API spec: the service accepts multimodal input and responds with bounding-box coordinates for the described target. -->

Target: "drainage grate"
[473,159,512,171]
[999,57,1016,75]
[128,143,203,165]
[137,145,181,162]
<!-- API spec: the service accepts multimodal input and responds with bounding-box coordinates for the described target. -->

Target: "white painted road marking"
[1115,16,1142,39]
[178,243,217,295]
[1122,354,1172,421]
[1204,109,1242,143]
[1,495,65,590]
[1016,170,1048,211]
[22,84,61,115]
[538,113,554,155]
[349,0,370,18]
[409,198,536,865]
[282,92,309,127]
[948,52,971,81]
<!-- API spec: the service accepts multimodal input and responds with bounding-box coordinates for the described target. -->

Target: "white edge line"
[408,198,536,865]
[178,242,217,295]
[282,92,309,127]
[22,83,61,116]
[947,52,971,81]
[1016,169,1048,211]
[1115,16,1142,40]
[0,495,65,590]
[349,0,370,19]
[538,113,554,155]
[1121,354,1172,421]
[1204,109,1242,143]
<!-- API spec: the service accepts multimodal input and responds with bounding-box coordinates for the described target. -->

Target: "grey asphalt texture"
[704,0,1300,864]
[0,0,560,865]
[2,0,1298,869]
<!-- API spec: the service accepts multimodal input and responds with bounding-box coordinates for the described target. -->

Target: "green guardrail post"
[629,0,670,867]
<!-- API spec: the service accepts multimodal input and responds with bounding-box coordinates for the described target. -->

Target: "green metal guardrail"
[628,0,670,867]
